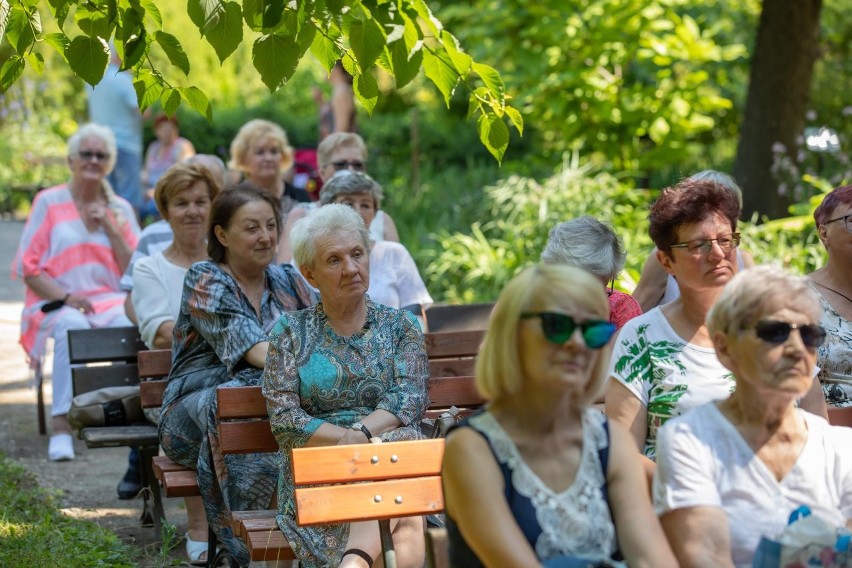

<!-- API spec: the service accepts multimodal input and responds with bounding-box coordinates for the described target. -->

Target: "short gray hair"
[67,123,117,174]
[318,170,383,209]
[707,264,822,336]
[291,203,370,269]
[540,216,626,281]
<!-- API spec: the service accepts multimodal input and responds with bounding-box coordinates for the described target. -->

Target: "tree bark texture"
[734,0,822,219]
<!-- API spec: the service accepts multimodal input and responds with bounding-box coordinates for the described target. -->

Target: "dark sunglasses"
[78,150,110,162]
[749,320,827,349]
[330,160,365,171]
[521,312,616,349]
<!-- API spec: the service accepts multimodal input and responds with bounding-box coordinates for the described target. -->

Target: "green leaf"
[477,113,508,163]
[24,51,44,75]
[242,0,285,31]
[188,0,243,62]
[242,0,262,30]
[0,1,10,47]
[74,3,111,40]
[440,31,471,76]
[66,35,109,85]
[252,32,302,91]
[353,70,378,114]
[411,0,440,36]
[309,28,340,71]
[132,69,163,110]
[139,0,162,29]
[504,105,524,136]
[122,28,147,70]
[348,17,385,71]
[43,32,70,62]
[7,5,39,55]
[179,86,212,122]
[387,39,421,89]
[160,87,181,116]
[422,47,458,106]
[46,0,71,28]
[0,55,24,92]
[154,31,190,75]
[472,61,504,100]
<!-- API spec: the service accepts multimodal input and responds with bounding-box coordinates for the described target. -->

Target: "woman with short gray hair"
[542,216,641,329]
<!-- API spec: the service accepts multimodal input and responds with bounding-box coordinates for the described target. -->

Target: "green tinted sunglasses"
[521,312,616,349]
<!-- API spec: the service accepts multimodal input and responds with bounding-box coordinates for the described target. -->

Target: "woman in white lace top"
[441,264,676,568]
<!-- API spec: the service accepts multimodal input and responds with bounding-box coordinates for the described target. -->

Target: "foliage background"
[1,0,848,302]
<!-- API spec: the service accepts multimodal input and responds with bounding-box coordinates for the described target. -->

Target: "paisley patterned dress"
[262,298,429,567]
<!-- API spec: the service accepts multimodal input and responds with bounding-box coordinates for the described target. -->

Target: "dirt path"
[0,220,186,566]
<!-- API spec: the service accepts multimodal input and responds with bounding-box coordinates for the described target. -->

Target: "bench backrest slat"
[295,476,443,526]
[292,438,444,484]
[73,364,140,396]
[423,330,483,359]
[138,349,172,408]
[68,326,146,364]
[828,406,852,427]
[427,376,485,408]
[425,304,493,333]
[219,421,278,454]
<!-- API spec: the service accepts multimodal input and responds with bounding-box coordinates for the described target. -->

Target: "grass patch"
[0,451,135,567]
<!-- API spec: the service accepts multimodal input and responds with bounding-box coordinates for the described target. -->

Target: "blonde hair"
[707,264,822,336]
[228,119,294,173]
[154,162,222,219]
[476,264,612,404]
[317,132,367,168]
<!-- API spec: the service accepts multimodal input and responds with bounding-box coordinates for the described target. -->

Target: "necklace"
[812,280,852,304]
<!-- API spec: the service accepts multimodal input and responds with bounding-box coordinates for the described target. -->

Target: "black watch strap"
[359,424,373,440]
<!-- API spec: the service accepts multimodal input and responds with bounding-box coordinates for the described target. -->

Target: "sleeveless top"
[446,410,622,567]
[660,249,745,305]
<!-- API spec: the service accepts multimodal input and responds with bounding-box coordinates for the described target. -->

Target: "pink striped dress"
[12,184,140,364]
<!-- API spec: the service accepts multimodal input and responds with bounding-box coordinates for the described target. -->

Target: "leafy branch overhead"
[0,0,522,161]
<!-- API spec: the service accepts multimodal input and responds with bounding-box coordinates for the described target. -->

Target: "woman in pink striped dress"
[13,123,140,461]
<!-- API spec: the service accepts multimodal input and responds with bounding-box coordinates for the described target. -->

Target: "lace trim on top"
[469,410,617,559]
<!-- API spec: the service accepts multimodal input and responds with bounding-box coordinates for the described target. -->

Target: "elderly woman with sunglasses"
[442,264,677,568]
[654,265,852,567]
[13,123,139,461]
[807,184,852,408]
[604,179,826,478]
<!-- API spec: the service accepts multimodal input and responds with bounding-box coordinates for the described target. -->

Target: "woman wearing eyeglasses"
[442,264,677,568]
[807,185,852,408]
[654,265,852,567]
[605,179,827,477]
[13,123,140,461]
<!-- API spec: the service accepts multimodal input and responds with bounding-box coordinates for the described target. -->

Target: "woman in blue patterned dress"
[158,184,317,566]
[263,204,429,568]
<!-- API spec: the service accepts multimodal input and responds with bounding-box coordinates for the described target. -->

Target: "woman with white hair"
[263,203,429,567]
[13,122,140,461]
[541,216,641,329]
[654,265,852,567]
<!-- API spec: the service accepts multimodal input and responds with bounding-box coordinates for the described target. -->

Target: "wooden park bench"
[67,326,165,531]
[424,302,494,333]
[828,405,852,427]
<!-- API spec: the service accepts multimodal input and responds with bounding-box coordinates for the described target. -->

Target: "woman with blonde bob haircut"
[442,264,676,567]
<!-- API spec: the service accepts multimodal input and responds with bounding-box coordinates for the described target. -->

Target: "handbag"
[752,506,852,568]
[68,386,144,430]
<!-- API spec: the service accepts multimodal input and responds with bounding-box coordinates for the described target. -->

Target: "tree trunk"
[734,0,822,220]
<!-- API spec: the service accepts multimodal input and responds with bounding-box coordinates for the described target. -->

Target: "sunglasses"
[78,150,110,162]
[330,160,365,171]
[521,312,616,349]
[749,320,827,349]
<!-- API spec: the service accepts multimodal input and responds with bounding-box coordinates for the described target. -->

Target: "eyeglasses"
[670,232,740,255]
[330,160,365,172]
[78,150,110,162]
[746,320,827,349]
[824,214,852,233]
[521,312,616,349]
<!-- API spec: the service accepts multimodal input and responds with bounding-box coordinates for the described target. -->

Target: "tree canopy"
[0,0,522,160]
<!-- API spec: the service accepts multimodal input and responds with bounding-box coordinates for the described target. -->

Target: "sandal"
[185,532,208,566]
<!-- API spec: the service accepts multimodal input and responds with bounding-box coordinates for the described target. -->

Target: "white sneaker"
[48,433,75,461]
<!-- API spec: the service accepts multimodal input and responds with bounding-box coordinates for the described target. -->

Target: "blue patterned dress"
[262,298,429,567]
[159,260,317,566]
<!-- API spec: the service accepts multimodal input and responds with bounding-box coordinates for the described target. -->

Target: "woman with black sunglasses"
[442,264,677,567]
[654,264,852,567]
[605,179,827,482]
[808,184,852,408]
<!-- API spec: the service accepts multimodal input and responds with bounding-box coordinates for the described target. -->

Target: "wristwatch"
[351,422,373,440]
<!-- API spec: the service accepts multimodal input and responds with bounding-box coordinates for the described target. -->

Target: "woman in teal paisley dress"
[263,203,429,568]
[158,185,317,566]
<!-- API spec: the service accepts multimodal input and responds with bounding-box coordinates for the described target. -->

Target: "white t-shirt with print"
[607,307,735,458]
[654,403,852,568]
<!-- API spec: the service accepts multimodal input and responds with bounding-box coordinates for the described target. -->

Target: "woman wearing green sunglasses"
[442,264,676,568]
[654,264,852,567]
